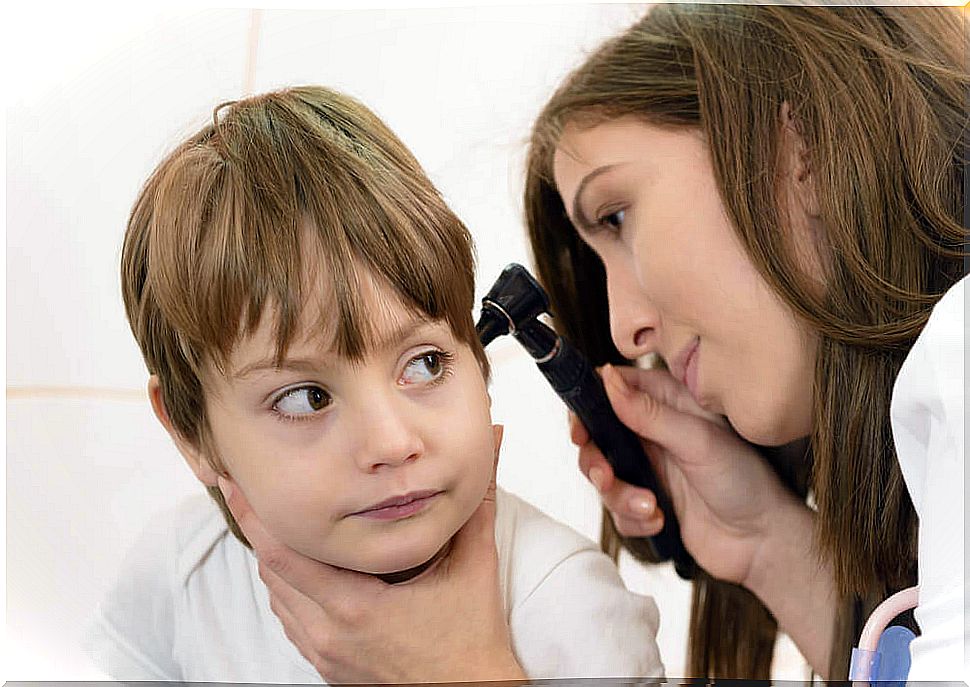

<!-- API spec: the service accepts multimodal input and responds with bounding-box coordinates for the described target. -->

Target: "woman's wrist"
[741,492,811,596]
[741,495,837,676]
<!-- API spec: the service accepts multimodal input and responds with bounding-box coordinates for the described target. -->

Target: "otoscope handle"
[537,338,696,578]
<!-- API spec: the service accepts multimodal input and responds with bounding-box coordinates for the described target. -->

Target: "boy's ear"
[147,376,221,487]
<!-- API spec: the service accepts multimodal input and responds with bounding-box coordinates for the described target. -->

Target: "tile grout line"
[6,386,147,401]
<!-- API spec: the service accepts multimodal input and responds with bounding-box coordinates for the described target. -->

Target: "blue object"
[874,625,916,681]
[848,625,916,682]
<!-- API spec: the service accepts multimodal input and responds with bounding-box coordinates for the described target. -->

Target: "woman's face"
[552,116,817,445]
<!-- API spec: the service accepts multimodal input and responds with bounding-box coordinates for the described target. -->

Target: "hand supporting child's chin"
[215,427,527,683]
[374,538,453,584]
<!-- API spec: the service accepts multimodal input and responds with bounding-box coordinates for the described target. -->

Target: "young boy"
[85,86,664,682]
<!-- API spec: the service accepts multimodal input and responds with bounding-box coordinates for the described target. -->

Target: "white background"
[5,4,811,680]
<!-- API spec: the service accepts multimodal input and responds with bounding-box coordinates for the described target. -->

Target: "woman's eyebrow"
[570,164,616,227]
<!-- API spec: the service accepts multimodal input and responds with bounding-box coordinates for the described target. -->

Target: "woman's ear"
[148,376,221,487]
[780,101,820,219]
[779,102,827,288]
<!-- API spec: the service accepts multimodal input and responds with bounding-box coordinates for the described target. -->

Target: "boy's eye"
[401,350,449,385]
[274,385,332,416]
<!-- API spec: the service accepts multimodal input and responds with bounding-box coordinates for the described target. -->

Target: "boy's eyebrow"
[371,317,434,353]
[231,317,435,381]
[232,357,326,381]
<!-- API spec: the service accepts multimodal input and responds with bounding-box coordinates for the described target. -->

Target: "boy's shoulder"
[494,487,598,556]
[493,487,600,601]
[492,488,664,678]
[168,493,237,575]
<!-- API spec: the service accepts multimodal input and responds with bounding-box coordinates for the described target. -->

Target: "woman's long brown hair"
[524,5,968,679]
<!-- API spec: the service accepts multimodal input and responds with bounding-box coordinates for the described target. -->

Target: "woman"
[525,3,967,679]
[220,4,967,681]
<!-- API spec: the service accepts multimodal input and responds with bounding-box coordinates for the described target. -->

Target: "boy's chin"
[368,538,454,585]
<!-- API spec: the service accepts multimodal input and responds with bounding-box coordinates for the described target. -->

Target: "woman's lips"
[684,342,700,402]
[351,490,441,521]
[670,337,701,404]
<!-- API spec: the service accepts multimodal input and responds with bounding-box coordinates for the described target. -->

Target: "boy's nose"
[354,399,425,472]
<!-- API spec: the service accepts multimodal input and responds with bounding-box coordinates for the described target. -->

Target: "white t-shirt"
[890,274,967,682]
[84,487,664,682]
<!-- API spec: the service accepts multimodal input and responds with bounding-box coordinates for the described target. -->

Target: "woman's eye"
[401,351,448,385]
[597,208,625,230]
[274,386,331,417]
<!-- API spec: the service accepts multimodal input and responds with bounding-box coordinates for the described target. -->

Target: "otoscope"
[477,263,696,580]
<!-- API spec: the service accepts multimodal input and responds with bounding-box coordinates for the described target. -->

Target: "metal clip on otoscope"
[476,263,696,580]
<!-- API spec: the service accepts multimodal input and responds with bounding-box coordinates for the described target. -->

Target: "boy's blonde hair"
[122,86,489,543]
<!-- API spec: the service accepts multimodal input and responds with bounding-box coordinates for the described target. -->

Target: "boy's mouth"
[351,489,442,520]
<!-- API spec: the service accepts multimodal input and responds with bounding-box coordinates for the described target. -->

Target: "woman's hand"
[576,364,802,587]
[579,364,837,675]
[218,426,526,683]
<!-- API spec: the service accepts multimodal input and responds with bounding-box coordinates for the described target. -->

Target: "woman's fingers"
[218,476,378,606]
[611,508,665,538]
[609,364,727,426]
[576,437,667,538]
[601,364,719,466]
[568,411,590,446]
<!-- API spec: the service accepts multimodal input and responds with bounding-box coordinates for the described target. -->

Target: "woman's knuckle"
[268,595,282,617]
[332,595,363,624]
[307,623,333,652]
[259,547,289,577]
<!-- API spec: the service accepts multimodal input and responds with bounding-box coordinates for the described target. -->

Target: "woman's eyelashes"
[575,200,627,239]
[595,207,626,233]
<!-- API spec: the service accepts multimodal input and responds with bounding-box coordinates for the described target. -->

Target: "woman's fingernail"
[217,475,232,501]
[588,467,606,492]
[630,496,654,515]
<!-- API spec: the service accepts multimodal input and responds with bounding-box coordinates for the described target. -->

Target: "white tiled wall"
[6,5,808,681]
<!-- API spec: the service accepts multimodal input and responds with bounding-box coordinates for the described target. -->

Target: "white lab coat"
[890,274,967,682]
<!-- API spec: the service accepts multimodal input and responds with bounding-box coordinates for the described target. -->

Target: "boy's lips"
[350,489,442,520]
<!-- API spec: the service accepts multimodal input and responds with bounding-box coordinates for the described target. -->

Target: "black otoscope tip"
[482,264,549,328]
[476,308,510,347]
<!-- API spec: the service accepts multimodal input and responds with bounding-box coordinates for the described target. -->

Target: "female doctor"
[219,4,967,682]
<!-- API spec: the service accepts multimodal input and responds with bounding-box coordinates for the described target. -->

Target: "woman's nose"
[605,257,658,361]
[354,396,425,473]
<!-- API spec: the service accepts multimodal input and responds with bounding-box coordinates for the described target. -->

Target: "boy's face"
[193,273,497,575]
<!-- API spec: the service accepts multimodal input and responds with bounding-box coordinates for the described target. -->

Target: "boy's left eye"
[400,350,450,385]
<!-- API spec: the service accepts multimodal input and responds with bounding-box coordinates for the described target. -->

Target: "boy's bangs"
[163,94,475,373]
[294,166,477,364]
[140,87,480,382]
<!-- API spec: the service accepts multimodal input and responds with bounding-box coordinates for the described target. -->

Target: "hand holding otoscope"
[476,263,696,580]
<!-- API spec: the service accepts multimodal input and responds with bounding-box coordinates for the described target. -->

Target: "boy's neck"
[374,538,453,585]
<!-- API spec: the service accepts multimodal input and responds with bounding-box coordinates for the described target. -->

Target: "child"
[85,86,664,682]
